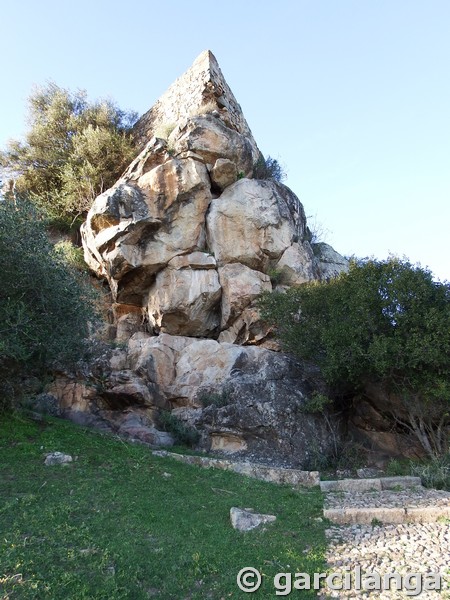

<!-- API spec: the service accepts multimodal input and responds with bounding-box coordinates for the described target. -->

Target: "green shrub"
[0,200,99,410]
[259,257,450,458]
[267,267,288,286]
[252,154,286,182]
[198,388,231,408]
[158,412,200,448]
[54,240,87,272]
[411,455,450,490]
[385,458,411,477]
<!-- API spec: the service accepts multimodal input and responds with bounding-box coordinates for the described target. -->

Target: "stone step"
[152,450,320,487]
[323,486,450,525]
[320,476,422,493]
[324,504,450,525]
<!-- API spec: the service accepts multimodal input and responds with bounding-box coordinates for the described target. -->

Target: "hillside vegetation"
[0,415,326,599]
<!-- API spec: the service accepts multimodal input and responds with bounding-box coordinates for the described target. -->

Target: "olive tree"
[0,83,137,227]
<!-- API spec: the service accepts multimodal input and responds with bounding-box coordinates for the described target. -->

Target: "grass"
[386,455,450,490]
[0,414,327,599]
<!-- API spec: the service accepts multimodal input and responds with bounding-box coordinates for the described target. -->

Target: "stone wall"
[132,50,260,163]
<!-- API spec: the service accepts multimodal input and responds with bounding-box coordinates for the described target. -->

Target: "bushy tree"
[0,200,100,409]
[259,258,450,457]
[0,83,137,227]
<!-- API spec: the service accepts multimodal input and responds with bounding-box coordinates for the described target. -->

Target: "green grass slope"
[0,415,326,599]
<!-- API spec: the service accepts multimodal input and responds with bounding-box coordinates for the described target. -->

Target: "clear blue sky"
[1,0,449,281]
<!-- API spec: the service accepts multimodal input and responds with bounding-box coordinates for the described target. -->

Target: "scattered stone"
[230,507,276,531]
[357,467,384,479]
[44,452,73,466]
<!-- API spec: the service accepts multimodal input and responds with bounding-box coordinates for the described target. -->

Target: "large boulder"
[218,263,271,329]
[206,179,310,272]
[81,157,212,304]
[147,259,222,337]
[274,242,316,285]
[170,114,255,177]
[312,242,349,280]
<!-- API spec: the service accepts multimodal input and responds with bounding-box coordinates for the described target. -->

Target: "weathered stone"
[173,340,246,402]
[380,476,422,490]
[405,506,450,523]
[114,304,146,343]
[172,115,255,177]
[81,158,212,304]
[189,344,339,466]
[47,378,97,412]
[217,306,271,345]
[152,450,320,486]
[230,507,276,531]
[118,419,174,446]
[210,433,247,453]
[274,242,316,285]
[72,51,357,465]
[147,266,221,337]
[320,479,383,493]
[44,452,73,466]
[127,332,195,392]
[312,242,349,280]
[132,50,260,164]
[28,393,62,417]
[121,137,168,181]
[97,369,168,410]
[167,251,216,270]
[207,179,307,271]
[218,263,271,328]
[323,507,407,525]
[210,158,237,190]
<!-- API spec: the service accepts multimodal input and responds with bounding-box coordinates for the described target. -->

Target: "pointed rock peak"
[132,50,258,152]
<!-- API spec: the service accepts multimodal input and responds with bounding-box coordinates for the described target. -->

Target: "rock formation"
[51,50,353,467]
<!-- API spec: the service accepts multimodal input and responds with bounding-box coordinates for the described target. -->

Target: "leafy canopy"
[1,83,137,226]
[0,200,100,407]
[259,258,450,456]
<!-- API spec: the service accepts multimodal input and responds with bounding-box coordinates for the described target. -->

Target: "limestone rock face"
[81,50,343,336]
[147,263,222,337]
[82,158,212,304]
[218,263,271,329]
[207,179,306,271]
[72,51,355,462]
[275,242,316,285]
[210,158,238,191]
[312,242,349,280]
[171,115,255,177]
[132,50,260,163]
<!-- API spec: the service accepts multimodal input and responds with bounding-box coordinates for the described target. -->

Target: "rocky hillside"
[47,51,353,467]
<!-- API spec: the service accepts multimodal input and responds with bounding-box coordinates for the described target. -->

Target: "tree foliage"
[0,83,137,226]
[0,200,100,409]
[259,258,450,457]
